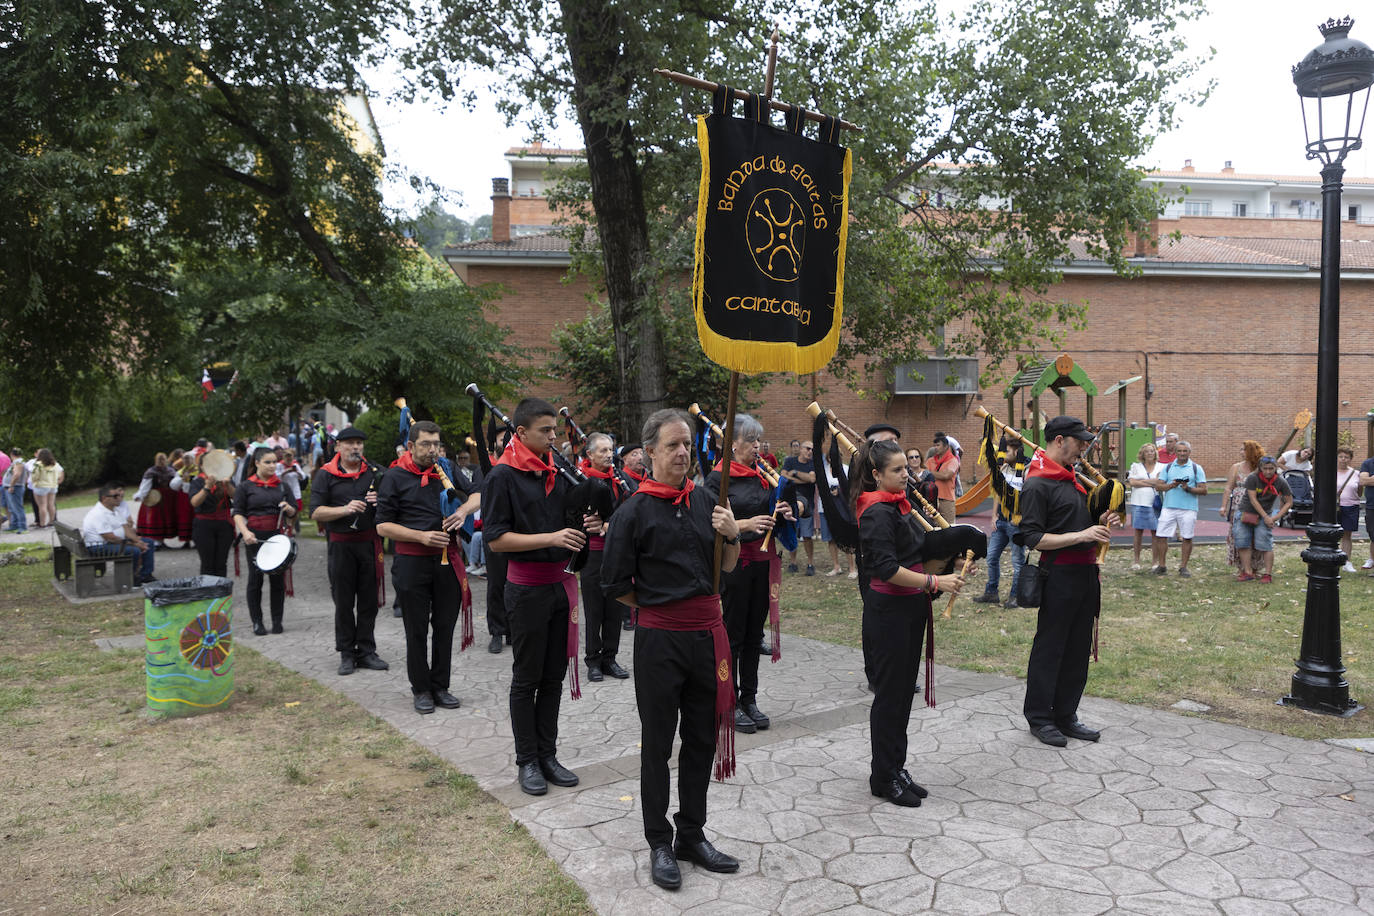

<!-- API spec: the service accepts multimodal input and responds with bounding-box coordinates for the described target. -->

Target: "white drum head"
[255,534,294,572]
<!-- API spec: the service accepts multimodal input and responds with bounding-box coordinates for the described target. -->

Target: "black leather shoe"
[734,708,756,734]
[413,693,436,715]
[757,639,772,655]
[673,838,739,873]
[270,623,284,634]
[587,665,604,682]
[1057,720,1101,742]
[1031,724,1068,747]
[897,769,929,799]
[649,845,681,890]
[252,622,268,636]
[602,660,629,679]
[356,653,389,671]
[971,591,999,604]
[538,757,579,787]
[337,654,356,676]
[488,634,503,654]
[1002,596,1019,609]
[741,701,769,730]
[870,777,922,807]
[433,689,461,709]
[518,763,547,796]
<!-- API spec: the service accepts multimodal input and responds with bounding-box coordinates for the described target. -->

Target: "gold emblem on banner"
[770,582,780,600]
[747,189,804,281]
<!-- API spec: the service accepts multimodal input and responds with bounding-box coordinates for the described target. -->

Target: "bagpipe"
[561,406,637,503]
[559,407,587,458]
[466,384,603,573]
[394,396,468,551]
[806,402,986,609]
[688,402,799,553]
[972,406,1125,563]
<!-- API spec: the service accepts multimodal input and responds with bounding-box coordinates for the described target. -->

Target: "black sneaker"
[971,592,999,604]
[338,654,356,676]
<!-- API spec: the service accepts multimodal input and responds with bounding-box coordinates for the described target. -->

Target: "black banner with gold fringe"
[693,86,850,374]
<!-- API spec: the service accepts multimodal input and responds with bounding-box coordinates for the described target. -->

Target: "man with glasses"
[81,484,156,585]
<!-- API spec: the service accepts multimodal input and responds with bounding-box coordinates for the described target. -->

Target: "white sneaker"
[1362,559,1373,570]
[1343,562,1357,573]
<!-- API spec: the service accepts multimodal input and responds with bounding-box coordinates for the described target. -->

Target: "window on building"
[1232,202,1247,217]
[1349,205,1360,222]
[1184,200,1212,216]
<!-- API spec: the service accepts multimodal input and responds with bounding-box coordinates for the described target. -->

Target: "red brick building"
[446,152,1374,479]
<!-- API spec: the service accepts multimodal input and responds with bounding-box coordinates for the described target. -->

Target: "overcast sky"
[368,3,1374,221]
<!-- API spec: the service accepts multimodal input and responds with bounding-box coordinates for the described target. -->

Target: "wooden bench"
[53,521,135,598]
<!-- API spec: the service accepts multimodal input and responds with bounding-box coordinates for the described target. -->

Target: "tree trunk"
[559,0,667,441]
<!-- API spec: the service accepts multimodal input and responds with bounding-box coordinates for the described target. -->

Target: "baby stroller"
[1282,470,1314,529]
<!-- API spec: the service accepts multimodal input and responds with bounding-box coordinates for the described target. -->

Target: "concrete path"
[53,522,1374,915]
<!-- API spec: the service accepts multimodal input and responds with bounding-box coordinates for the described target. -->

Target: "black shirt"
[482,463,575,564]
[233,477,289,520]
[704,469,774,545]
[187,477,233,517]
[601,487,717,605]
[1017,476,1092,550]
[859,502,931,582]
[310,460,380,533]
[376,462,472,534]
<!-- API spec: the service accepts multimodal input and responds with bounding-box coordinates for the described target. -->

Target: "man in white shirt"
[81,484,156,584]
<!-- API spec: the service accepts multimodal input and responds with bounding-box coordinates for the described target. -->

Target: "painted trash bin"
[144,576,235,716]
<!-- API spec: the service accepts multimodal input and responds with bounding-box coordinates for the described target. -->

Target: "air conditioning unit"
[892,358,979,395]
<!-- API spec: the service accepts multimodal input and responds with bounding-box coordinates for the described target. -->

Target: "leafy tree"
[2,0,522,437]
[410,0,1205,437]
[409,194,492,259]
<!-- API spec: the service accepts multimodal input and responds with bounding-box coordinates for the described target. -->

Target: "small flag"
[201,369,214,400]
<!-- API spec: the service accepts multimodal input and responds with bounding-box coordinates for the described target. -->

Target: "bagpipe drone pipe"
[690,403,802,551]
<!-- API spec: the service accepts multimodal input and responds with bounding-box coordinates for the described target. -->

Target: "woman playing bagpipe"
[578,430,635,682]
[700,412,797,735]
[850,438,986,807]
[232,447,298,635]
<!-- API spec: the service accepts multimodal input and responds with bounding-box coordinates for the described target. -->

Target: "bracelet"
[925,574,937,593]
[723,535,739,545]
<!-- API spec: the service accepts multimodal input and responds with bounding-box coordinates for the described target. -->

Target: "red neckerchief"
[321,454,369,480]
[395,451,438,486]
[637,476,695,505]
[1027,449,1087,495]
[579,458,620,499]
[713,459,768,489]
[497,436,555,495]
[622,467,646,483]
[857,488,911,521]
[1256,471,1280,499]
[248,474,281,488]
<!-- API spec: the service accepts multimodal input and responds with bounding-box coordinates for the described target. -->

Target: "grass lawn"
[781,542,1374,741]
[0,544,590,915]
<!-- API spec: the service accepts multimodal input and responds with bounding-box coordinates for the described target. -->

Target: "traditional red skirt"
[137,487,178,539]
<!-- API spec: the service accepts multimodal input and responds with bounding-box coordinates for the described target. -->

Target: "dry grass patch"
[0,545,590,915]
[781,542,1374,741]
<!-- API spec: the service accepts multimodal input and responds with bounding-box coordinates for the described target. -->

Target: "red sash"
[738,540,782,663]
[508,559,581,699]
[637,594,736,780]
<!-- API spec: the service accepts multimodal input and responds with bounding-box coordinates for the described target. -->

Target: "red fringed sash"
[508,559,580,698]
[637,594,736,780]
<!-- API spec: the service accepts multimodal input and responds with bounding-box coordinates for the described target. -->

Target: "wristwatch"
[723,534,739,545]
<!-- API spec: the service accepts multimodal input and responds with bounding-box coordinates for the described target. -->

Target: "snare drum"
[254,534,297,575]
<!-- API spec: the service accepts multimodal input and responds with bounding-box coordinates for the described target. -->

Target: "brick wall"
[465,263,1374,479]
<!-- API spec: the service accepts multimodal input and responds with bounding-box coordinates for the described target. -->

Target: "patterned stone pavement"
[72,528,1374,914]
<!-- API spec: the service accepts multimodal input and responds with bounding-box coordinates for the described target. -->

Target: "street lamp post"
[1281,17,1374,717]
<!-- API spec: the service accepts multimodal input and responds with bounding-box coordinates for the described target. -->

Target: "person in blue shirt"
[1153,440,1207,578]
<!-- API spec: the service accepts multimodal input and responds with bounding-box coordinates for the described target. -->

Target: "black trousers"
[1023,565,1100,728]
[193,518,233,578]
[721,557,768,704]
[484,544,509,637]
[393,554,459,696]
[863,589,928,785]
[580,549,621,668]
[507,580,569,766]
[244,543,286,626]
[634,626,716,849]
[331,539,379,656]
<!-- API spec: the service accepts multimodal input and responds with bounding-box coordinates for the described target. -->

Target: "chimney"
[491,177,511,242]
[1221,160,1235,175]
[1182,158,1194,173]
[1135,217,1160,257]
